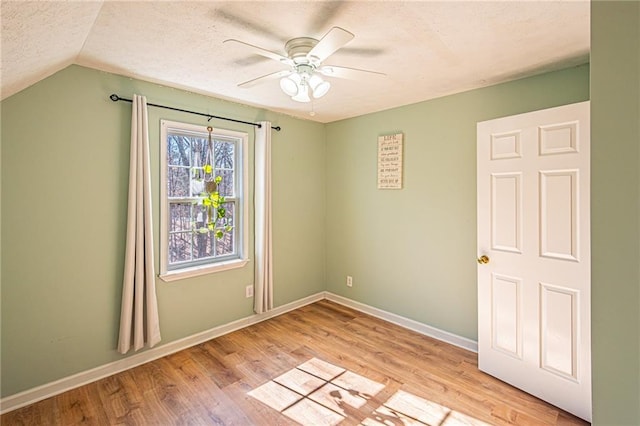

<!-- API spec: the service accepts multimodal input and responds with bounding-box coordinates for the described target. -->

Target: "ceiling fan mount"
[224,27,385,103]
[284,37,320,65]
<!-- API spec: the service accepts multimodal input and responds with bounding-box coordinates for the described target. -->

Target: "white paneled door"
[477,101,591,421]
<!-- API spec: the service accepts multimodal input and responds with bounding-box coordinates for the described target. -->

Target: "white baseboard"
[1,291,477,414]
[324,292,478,353]
[0,292,325,414]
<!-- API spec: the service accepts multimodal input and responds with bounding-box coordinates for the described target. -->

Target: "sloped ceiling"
[1,1,589,123]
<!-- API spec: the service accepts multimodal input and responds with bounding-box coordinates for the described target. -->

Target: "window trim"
[158,120,249,282]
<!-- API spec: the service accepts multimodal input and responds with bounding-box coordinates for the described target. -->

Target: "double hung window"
[159,120,248,281]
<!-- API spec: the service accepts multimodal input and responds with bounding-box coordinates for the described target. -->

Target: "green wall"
[325,65,590,340]
[591,1,640,424]
[0,65,326,397]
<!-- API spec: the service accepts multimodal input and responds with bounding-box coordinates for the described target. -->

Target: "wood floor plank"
[0,396,56,426]
[225,380,300,426]
[54,384,110,425]
[95,371,154,425]
[1,300,589,425]
[165,350,253,425]
[189,343,243,389]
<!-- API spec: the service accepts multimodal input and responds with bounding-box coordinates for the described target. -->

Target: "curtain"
[117,94,161,354]
[254,121,273,314]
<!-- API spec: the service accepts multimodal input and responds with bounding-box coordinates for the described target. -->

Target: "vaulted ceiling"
[1,1,589,123]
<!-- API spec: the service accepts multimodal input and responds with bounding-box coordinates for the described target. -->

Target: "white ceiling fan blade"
[307,27,354,62]
[318,65,386,79]
[238,70,291,88]
[224,39,294,66]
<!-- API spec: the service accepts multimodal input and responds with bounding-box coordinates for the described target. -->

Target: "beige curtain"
[117,94,161,354]
[254,121,273,314]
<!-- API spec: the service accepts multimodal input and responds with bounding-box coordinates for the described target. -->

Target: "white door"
[477,101,591,421]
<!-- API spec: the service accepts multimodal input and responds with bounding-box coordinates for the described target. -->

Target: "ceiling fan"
[224,27,384,103]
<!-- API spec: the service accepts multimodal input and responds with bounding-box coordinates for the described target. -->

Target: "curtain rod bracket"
[109,93,281,132]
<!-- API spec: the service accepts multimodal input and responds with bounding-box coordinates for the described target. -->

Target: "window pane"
[168,166,190,197]
[215,201,235,256]
[169,232,192,263]
[168,135,191,166]
[193,204,211,230]
[216,170,234,196]
[215,141,235,169]
[169,203,193,232]
[193,231,214,260]
[190,177,205,197]
[216,202,234,228]
[191,137,208,168]
[216,229,234,256]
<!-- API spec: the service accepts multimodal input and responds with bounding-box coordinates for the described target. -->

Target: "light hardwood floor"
[1,300,588,425]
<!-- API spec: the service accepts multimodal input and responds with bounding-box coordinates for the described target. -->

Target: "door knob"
[477,255,490,264]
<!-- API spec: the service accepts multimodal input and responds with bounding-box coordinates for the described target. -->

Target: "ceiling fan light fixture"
[291,84,311,103]
[309,74,331,99]
[314,81,331,98]
[280,75,299,97]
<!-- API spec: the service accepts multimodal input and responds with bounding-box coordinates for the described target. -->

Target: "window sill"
[159,258,250,282]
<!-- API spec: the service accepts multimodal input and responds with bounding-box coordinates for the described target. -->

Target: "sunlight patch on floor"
[364,389,489,426]
[248,357,489,425]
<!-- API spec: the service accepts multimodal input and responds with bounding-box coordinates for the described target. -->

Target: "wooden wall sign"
[377,133,403,189]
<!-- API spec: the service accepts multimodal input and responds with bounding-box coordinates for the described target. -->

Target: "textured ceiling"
[1,1,590,123]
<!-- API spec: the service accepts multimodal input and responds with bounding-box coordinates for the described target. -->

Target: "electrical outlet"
[245,285,254,298]
[346,276,353,287]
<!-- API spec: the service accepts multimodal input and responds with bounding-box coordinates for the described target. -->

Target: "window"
[159,120,249,281]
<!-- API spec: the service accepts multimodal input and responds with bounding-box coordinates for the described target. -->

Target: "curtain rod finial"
[110,94,120,102]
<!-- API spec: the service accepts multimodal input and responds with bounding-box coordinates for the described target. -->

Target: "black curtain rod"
[109,94,281,132]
